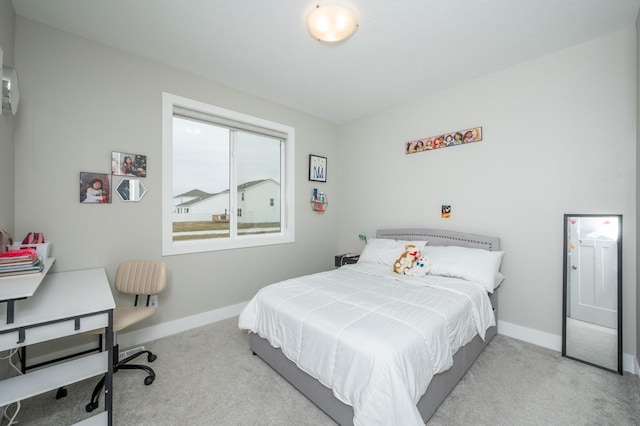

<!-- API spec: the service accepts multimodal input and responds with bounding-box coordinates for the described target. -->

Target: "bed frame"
[250,228,501,425]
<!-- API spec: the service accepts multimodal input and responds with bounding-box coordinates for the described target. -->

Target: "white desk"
[0,258,55,324]
[0,268,115,425]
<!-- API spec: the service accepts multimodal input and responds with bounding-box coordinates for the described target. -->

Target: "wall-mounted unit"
[310,190,327,214]
[0,46,20,116]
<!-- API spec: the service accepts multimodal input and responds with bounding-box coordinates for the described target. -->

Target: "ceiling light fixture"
[307,3,358,43]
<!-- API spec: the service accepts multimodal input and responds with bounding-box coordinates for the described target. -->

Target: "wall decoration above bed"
[405,126,482,154]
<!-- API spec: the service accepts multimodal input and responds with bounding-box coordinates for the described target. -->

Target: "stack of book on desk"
[0,248,44,277]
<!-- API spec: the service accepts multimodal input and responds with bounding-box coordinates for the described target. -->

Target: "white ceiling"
[11,0,640,124]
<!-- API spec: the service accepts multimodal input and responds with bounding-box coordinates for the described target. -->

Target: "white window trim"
[162,92,295,255]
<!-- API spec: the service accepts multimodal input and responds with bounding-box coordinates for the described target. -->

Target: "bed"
[239,228,503,425]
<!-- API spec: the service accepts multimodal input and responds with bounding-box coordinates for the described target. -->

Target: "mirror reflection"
[117,179,147,202]
[562,214,622,373]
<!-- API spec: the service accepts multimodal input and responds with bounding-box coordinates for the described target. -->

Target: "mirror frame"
[562,214,622,374]
[116,178,147,202]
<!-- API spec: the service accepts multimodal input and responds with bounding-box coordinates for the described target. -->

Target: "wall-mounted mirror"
[116,179,147,202]
[562,214,622,374]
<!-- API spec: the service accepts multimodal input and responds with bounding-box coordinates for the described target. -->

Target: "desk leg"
[6,300,15,324]
[2,297,28,324]
[105,309,114,426]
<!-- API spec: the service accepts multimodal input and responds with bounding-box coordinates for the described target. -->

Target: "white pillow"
[422,245,505,292]
[359,238,428,266]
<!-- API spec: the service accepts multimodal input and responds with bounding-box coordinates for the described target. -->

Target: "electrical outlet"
[149,295,159,308]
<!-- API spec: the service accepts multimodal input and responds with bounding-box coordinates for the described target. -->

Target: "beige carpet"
[10,317,640,425]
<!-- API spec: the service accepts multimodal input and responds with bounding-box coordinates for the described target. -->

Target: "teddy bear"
[404,255,432,277]
[393,244,420,274]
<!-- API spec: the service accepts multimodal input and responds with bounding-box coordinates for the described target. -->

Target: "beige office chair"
[86,259,167,413]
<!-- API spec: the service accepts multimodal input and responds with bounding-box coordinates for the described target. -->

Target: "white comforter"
[239,263,495,426]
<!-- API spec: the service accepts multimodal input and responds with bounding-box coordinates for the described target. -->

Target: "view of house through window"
[172,117,282,240]
[236,131,282,235]
[172,116,231,239]
[163,93,295,255]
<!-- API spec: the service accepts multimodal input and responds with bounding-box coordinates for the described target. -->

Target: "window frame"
[162,92,295,255]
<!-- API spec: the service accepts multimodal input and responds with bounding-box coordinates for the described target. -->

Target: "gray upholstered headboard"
[376,228,501,252]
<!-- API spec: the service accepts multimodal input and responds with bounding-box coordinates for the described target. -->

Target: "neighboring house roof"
[239,179,273,191]
[178,196,213,207]
[174,179,277,207]
[175,189,213,198]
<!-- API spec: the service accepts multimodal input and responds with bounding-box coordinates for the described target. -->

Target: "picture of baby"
[80,172,111,203]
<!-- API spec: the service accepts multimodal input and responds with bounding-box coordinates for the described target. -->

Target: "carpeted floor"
[9,317,640,425]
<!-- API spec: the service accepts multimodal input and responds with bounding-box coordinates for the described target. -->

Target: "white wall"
[12,17,340,329]
[337,28,637,361]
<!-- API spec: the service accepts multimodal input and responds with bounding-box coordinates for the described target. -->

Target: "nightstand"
[335,254,359,267]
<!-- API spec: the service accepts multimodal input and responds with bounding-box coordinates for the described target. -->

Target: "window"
[162,93,295,255]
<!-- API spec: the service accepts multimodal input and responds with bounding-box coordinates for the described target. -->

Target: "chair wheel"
[86,401,99,413]
[55,387,67,399]
[144,376,155,386]
[148,353,157,362]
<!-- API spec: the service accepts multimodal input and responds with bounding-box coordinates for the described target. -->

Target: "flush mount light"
[307,3,358,43]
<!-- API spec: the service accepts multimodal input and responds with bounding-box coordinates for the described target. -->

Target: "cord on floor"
[1,348,23,425]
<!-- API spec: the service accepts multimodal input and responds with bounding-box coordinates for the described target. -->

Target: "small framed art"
[309,154,327,182]
[112,151,147,177]
[80,172,111,204]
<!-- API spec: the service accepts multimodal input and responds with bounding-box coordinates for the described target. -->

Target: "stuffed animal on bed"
[404,255,432,277]
[393,244,420,274]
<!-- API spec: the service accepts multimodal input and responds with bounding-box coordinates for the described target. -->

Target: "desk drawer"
[0,312,109,351]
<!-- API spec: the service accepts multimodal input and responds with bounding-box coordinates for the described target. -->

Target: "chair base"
[85,346,157,413]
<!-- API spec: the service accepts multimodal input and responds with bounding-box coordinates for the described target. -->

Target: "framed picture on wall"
[309,154,327,182]
[112,151,147,177]
[80,172,111,204]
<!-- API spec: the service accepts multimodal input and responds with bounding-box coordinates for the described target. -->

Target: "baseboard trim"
[117,301,247,349]
[498,320,638,375]
[498,320,562,351]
